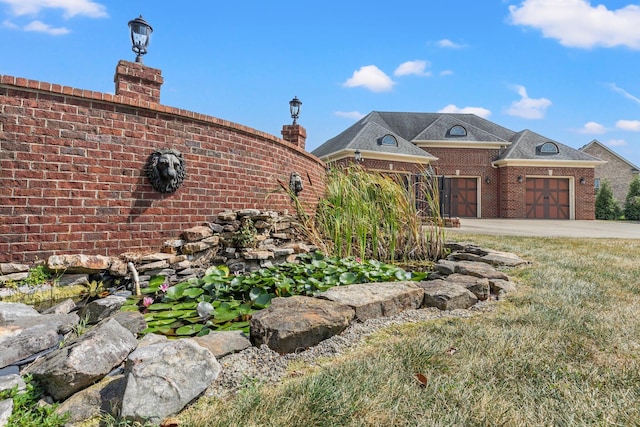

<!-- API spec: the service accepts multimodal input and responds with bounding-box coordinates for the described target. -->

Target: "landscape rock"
[78,295,127,325]
[109,311,147,336]
[451,260,510,280]
[250,296,355,354]
[418,280,478,310]
[193,331,252,358]
[47,254,112,274]
[0,272,28,284]
[0,374,25,393]
[0,312,78,369]
[0,263,30,275]
[433,259,457,276]
[120,336,221,423]
[24,318,137,401]
[445,274,491,301]
[0,302,40,322]
[182,226,213,242]
[42,298,76,315]
[55,274,90,287]
[317,282,424,321]
[55,375,126,424]
[0,399,12,427]
[490,278,518,295]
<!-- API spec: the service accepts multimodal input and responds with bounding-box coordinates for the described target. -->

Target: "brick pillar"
[114,60,163,104]
[281,124,307,149]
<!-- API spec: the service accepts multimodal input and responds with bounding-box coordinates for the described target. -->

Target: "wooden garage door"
[450,178,478,218]
[525,178,570,219]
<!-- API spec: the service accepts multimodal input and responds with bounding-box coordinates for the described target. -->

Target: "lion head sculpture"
[146,148,186,193]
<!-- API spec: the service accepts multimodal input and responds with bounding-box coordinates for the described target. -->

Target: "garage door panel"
[450,178,477,218]
[525,178,570,219]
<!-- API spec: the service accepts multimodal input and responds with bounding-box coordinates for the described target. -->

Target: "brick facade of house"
[580,142,638,206]
[0,61,325,263]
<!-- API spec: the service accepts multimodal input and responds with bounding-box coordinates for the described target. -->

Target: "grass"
[177,234,640,427]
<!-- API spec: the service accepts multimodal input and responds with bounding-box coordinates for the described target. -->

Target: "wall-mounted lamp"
[354,150,363,162]
[485,176,491,184]
[517,175,523,183]
[289,96,302,125]
[128,15,153,63]
[579,177,586,185]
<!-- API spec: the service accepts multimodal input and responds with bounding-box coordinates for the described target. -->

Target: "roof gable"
[499,130,601,162]
[579,139,640,171]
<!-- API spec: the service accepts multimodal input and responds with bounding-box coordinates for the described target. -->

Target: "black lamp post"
[289,96,302,125]
[128,15,153,63]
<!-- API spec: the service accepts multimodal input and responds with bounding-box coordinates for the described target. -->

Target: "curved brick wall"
[0,63,325,263]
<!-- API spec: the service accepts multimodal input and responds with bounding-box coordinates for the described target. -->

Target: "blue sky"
[2,0,640,168]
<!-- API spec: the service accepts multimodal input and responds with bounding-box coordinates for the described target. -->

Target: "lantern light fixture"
[289,96,302,125]
[517,175,523,183]
[354,150,363,162]
[579,177,586,185]
[128,15,153,63]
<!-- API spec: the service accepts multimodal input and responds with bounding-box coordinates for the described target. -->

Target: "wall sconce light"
[485,176,491,184]
[579,177,586,185]
[289,96,302,125]
[128,15,153,63]
[517,175,523,183]
[354,150,363,162]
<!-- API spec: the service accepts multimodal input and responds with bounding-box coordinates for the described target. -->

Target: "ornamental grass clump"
[310,165,445,263]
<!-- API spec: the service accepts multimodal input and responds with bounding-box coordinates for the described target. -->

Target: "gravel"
[205,300,497,399]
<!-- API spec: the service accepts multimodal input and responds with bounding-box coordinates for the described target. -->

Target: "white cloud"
[608,83,640,104]
[440,70,454,76]
[24,19,69,35]
[578,121,606,134]
[509,0,640,49]
[334,111,366,120]
[2,19,19,29]
[616,119,640,131]
[394,60,431,77]
[607,139,628,147]
[506,85,551,119]
[438,104,492,118]
[343,65,396,92]
[436,39,466,49]
[0,0,107,18]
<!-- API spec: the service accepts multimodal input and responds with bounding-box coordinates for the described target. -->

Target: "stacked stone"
[0,210,315,300]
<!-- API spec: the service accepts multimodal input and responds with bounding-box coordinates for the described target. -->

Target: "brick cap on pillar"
[114,60,163,104]
[281,124,307,149]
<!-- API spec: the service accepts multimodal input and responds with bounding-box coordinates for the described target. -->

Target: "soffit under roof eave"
[414,140,511,149]
[321,149,437,164]
[491,159,607,168]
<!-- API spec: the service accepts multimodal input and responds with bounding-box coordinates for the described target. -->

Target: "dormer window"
[381,134,397,146]
[539,142,559,154]
[448,125,467,137]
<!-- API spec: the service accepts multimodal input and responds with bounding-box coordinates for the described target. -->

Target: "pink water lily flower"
[142,296,154,307]
[159,283,169,292]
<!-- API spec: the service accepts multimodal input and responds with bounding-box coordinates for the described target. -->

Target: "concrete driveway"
[445,219,640,239]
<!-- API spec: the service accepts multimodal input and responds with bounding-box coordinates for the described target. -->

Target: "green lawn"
[178,235,640,427]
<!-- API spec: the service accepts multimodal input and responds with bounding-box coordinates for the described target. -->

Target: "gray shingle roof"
[313,111,600,163]
[499,130,602,162]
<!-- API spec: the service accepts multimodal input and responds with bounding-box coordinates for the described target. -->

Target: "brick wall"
[0,62,325,263]
[581,143,637,206]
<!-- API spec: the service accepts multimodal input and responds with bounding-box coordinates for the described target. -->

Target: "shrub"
[595,180,621,220]
[624,176,640,220]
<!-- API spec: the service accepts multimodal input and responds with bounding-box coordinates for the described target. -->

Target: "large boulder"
[0,308,79,369]
[54,375,126,424]
[24,318,137,401]
[418,280,478,310]
[0,302,40,323]
[451,260,510,280]
[317,282,424,322]
[250,296,355,354]
[120,335,221,424]
[77,295,127,324]
[47,254,112,274]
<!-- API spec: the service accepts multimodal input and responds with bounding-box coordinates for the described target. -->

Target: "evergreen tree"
[595,180,621,220]
[624,176,640,220]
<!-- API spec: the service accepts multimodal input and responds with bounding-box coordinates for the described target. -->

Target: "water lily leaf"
[149,275,166,288]
[165,283,191,300]
[121,305,139,312]
[147,303,175,311]
[249,287,267,301]
[197,327,211,337]
[339,272,357,285]
[178,310,199,319]
[142,325,174,335]
[171,302,198,310]
[176,324,204,336]
[153,310,190,319]
[145,318,177,327]
[253,292,272,308]
[140,287,158,294]
[394,270,411,281]
[183,288,204,298]
[311,259,328,269]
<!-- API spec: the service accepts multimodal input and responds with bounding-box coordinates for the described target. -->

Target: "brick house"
[579,139,640,206]
[312,112,604,219]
